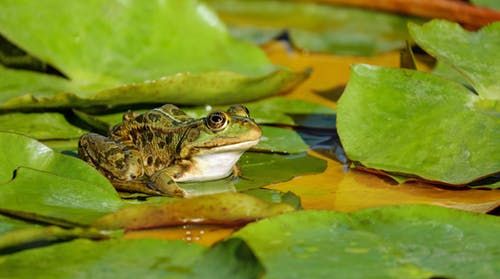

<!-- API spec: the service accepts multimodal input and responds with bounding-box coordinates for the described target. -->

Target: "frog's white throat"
[174,140,259,182]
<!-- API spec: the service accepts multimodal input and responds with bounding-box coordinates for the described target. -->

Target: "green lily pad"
[0,112,86,140]
[206,0,414,55]
[0,35,47,71]
[0,238,263,279]
[337,64,500,185]
[94,192,294,230]
[0,214,116,254]
[0,0,306,109]
[0,132,122,225]
[235,205,500,279]
[233,152,326,191]
[0,132,111,187]
[254,126,309,154]
[471,0,500,10]
[0,168,123,225]
[409,20,500,100]
[0,66,306,110]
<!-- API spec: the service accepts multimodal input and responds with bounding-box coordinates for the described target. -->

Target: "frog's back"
[109,104,196,174]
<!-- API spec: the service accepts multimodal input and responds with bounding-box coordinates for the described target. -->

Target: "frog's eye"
[227,105,250,117]
[206,112,228,131]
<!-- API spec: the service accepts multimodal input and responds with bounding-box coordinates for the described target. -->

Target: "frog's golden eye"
[206,112,228,131]
[227,105,250,117]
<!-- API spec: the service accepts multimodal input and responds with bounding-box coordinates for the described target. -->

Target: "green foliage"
[235,205,500,279]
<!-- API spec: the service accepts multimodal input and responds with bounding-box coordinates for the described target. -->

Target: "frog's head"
[180,105,262,158]
[175,105,261,182]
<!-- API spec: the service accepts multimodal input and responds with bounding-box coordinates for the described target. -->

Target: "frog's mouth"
[198,139,260,154]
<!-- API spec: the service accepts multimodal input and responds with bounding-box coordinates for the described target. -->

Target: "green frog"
[78,104,261,197]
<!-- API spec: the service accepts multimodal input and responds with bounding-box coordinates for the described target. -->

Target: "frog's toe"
[149,180,187,197]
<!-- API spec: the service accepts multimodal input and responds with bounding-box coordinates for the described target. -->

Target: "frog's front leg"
[149,166,188,197]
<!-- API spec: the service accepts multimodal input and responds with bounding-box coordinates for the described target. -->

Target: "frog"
[78,104,261,197]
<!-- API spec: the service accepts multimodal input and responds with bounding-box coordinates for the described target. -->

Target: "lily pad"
[0,112,86,140]
[235,205,500,279]
[233,152,326,191]
[0,214,116,254]
[206,0,414,55]
[472,0,500,10]
[0,132,122,225]
[0,132,111,188]
[337,64,500,185]
[93,192,294,230]
[0,238,263,279]
[0,168,123,225]
[0,0,306,109]
[409,20,500,100]
[254,126,308,154]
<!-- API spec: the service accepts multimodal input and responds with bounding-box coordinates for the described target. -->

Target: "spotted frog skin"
[78,104,261,197]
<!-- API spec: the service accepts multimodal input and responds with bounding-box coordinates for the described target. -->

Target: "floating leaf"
[190,238,264,279]
[94,192,294,230]
[0,0,306,109]
[337,65,500,185]
[0,132,122,225]
[471,0,500,10]
[0,168,123,225]
[0,132,111,187]
[0,66,306,110]
[409,20,500,100]
[254,126,309,154]
[233,153,326,191]
[235,205,500,279]
[206,0,414,55]
[0,214,116,254]
[0,238,263,279]
[0,112,86,140]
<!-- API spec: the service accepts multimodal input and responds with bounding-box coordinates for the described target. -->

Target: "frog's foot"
[111,178,164,196]
[231,164,250,180]
[150,169,187,197]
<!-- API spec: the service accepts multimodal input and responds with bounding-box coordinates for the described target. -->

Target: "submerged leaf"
[206,0,414,55]
[337,65,500,185]
[0,0,306,109]
[93,192,294,230]
[235,205,500,279]
[243,188,302,209]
